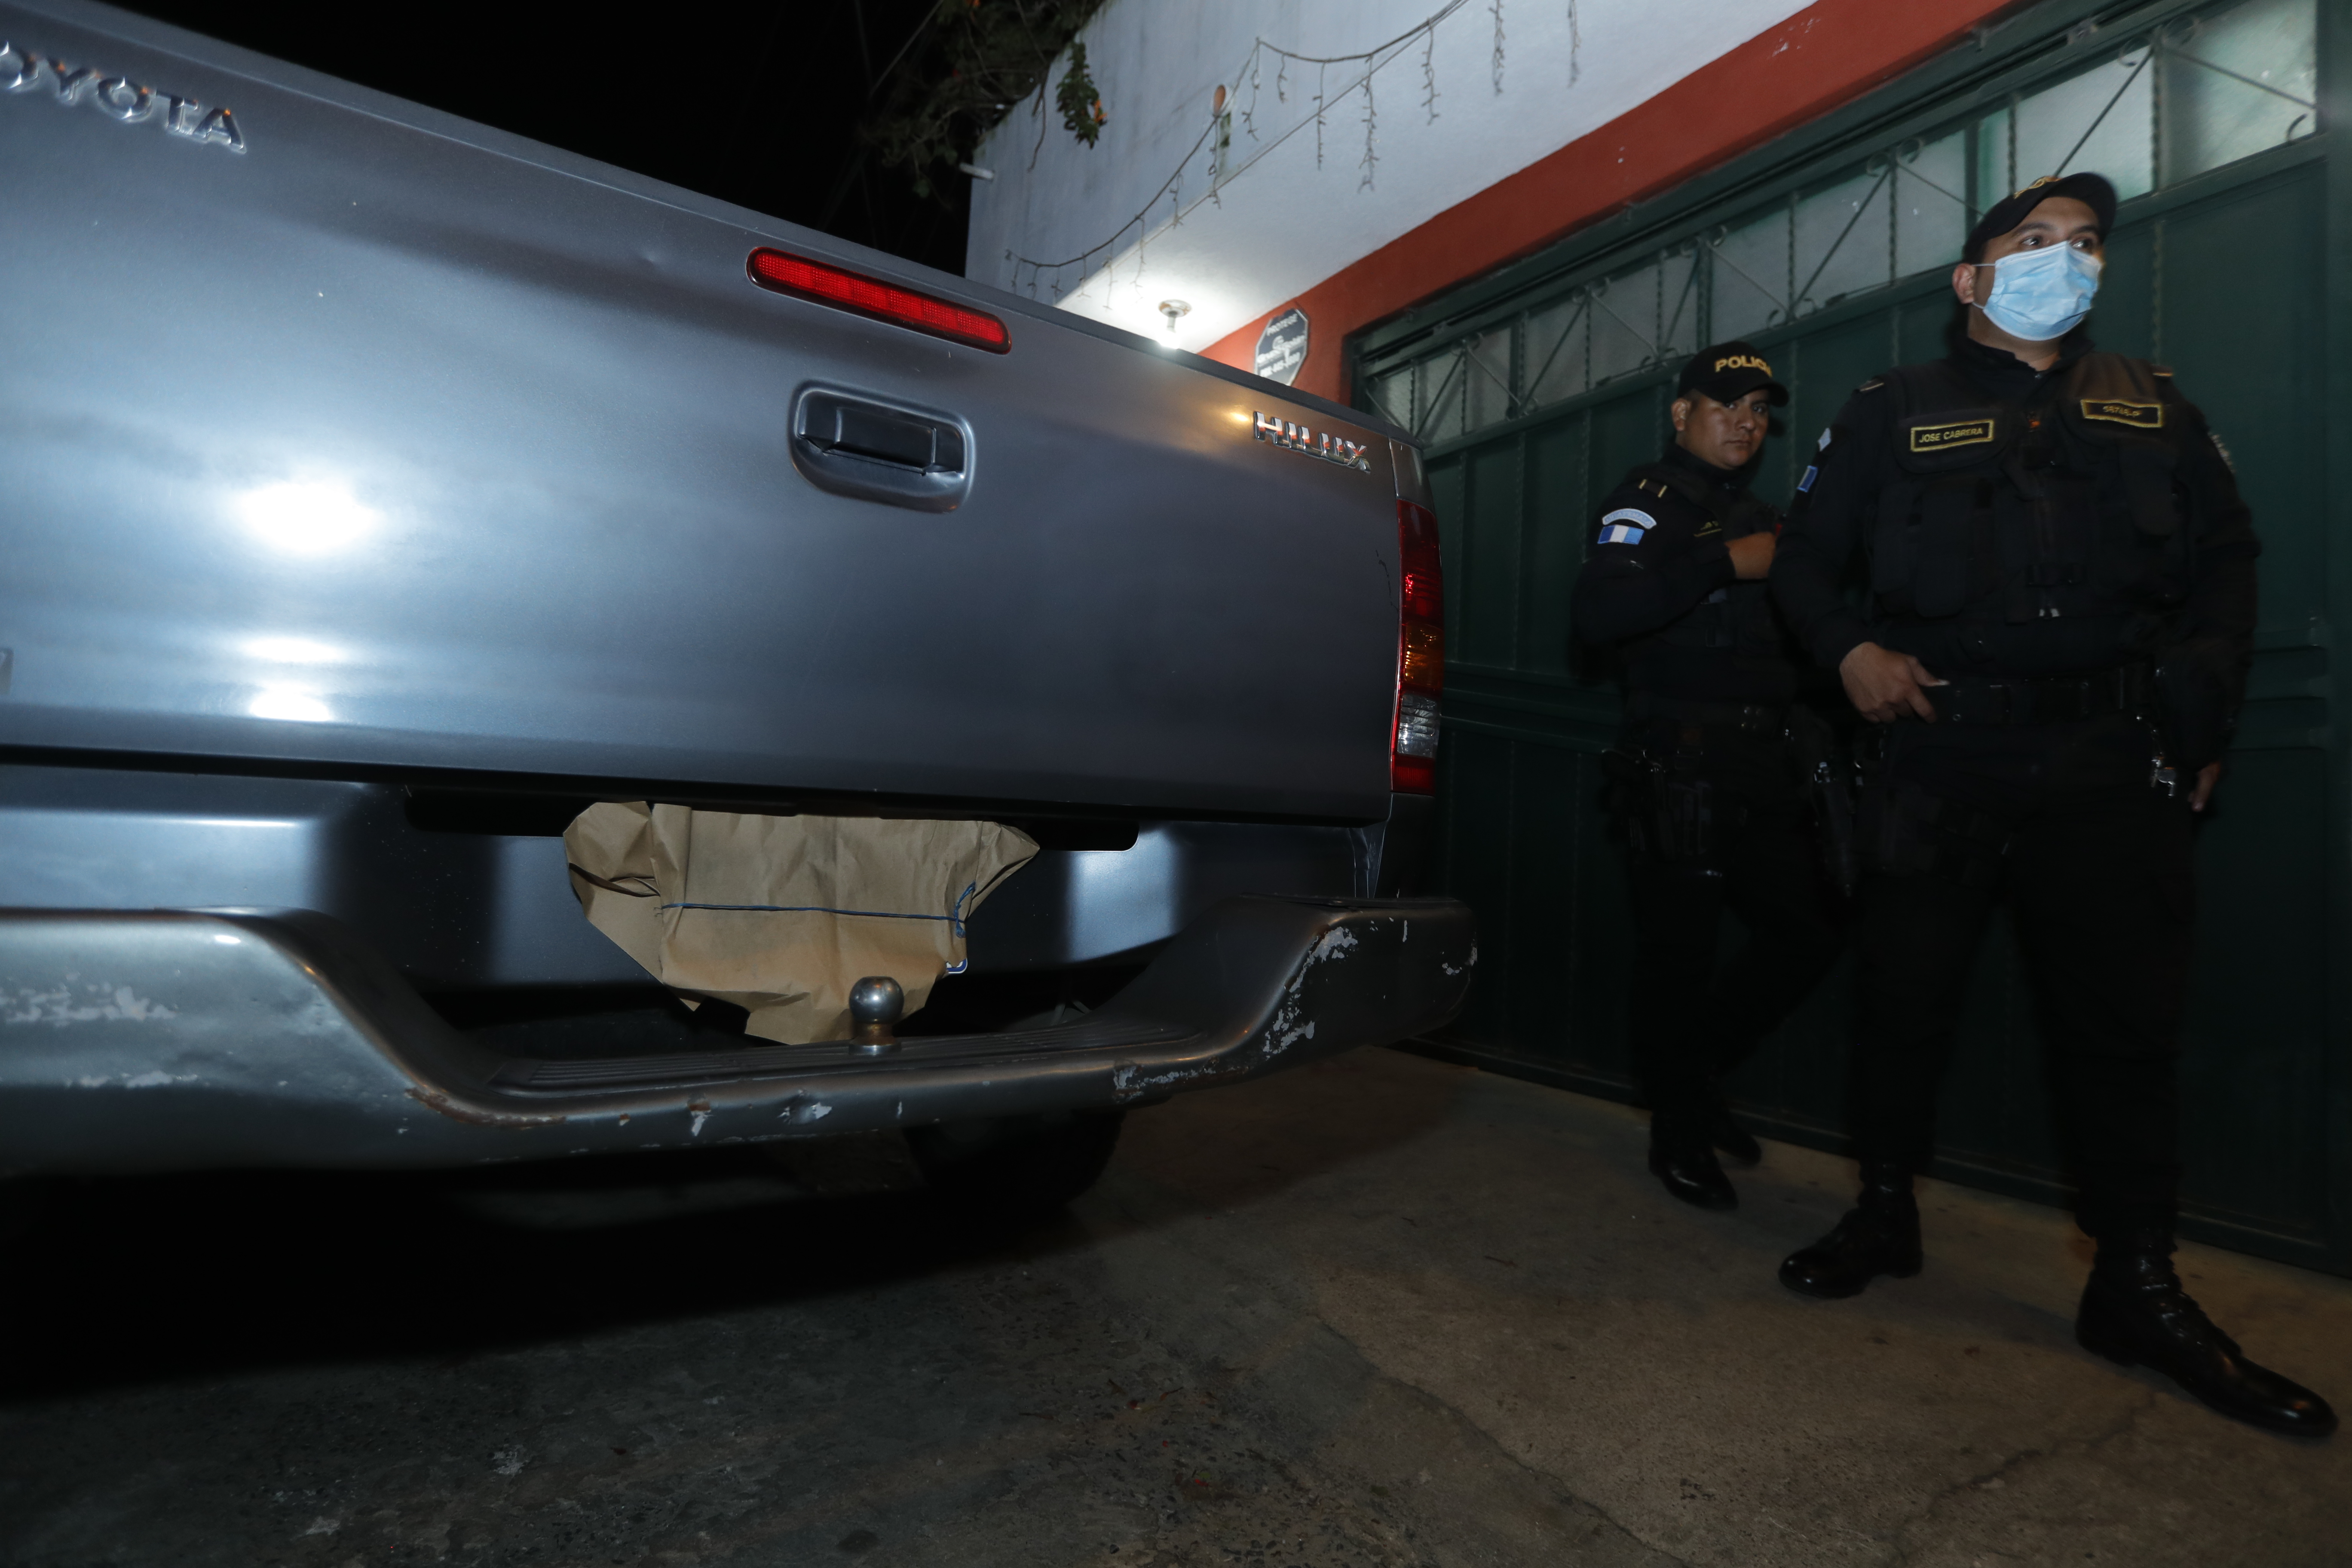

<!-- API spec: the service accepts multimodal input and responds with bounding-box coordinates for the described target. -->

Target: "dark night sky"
[117,0,974,276]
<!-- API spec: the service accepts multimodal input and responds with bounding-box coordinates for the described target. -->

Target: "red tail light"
[1392,499,1444,794]
[747,248,1011,354]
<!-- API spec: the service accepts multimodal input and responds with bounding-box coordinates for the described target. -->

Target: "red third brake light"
[747,248,1011,354]
[1392,499,1445,794]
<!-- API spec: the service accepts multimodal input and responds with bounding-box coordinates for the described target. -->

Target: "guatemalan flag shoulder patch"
[1596,507,1657,546]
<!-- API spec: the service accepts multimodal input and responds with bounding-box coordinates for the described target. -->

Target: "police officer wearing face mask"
[1572,343,1846,1213]
[1770,174,2333,1436]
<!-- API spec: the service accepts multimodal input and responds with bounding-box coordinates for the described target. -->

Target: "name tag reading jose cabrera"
[1909,419,1998,453]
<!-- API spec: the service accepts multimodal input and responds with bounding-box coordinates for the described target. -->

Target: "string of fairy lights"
[1001,1,1585,309]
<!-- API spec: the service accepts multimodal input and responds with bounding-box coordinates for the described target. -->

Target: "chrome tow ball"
[849,975,904,1055]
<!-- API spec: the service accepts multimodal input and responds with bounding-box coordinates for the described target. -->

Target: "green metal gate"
[1351,0,2352,1274]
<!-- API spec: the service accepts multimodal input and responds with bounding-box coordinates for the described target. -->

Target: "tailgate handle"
[804,392,966,471]
[790,387,972,514]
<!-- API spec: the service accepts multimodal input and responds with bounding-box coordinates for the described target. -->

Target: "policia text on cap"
[1570,342,1846,1216]
[1768,173,2334,1438]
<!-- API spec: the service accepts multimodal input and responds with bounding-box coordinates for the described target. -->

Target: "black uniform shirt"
[1571,442,1796,704]
[1771,331,2260,680]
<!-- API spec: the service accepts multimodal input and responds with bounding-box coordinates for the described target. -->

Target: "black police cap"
[1676,341,1788,407]
[1963,172,2117,262]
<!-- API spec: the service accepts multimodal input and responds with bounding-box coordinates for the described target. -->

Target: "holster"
[1600,743,1720,869]
[1788,705,1859,901]
[2153,640,2235,776]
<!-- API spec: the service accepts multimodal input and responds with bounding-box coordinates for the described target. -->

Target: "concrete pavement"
[1,1046,2344,1565]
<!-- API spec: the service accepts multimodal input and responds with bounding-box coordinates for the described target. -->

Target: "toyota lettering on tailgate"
[1,40,245,151]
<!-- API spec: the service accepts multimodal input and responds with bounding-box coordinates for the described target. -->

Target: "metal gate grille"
[1365,0,2315,449]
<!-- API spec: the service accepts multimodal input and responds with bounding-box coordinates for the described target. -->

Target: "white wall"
[966,0,1818,353]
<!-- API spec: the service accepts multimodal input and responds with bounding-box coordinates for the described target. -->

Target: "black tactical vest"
[1867,352,2189,629]
[1627,459,1782,653]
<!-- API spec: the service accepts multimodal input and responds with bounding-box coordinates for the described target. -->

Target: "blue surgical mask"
[1978,242,2102,342]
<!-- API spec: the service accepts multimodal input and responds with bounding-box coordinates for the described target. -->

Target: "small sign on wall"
[1255,306,1309,386]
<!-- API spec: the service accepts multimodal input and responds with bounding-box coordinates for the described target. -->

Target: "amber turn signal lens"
[1400,622,1444,690]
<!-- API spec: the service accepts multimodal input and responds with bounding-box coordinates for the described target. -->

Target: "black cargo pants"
[1850,710,2193,1239]
[1620,719,1845,1133]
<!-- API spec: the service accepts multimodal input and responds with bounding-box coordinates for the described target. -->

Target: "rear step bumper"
[0,897,1474,1173]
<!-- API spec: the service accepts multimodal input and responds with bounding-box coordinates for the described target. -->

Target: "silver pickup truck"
[0,0,1470,1204]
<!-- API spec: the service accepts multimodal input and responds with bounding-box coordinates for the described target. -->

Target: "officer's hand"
[2191,761,2222,813]
[1838,642,1944,723]
[1727,533,1775,580]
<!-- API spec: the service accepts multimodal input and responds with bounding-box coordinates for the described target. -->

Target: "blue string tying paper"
[660,882,984,937]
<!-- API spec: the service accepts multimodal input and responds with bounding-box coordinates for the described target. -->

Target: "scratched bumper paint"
[0,897,1473,1174]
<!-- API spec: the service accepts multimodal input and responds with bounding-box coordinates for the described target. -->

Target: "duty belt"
[1624,693,1789,734]
[1924,663,2150,726]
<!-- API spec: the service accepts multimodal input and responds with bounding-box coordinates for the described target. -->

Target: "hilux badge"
[1253,411,1372,473]
[1,40,245,151]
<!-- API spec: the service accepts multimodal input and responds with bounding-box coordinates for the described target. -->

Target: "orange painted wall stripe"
[1204,0,2026,404]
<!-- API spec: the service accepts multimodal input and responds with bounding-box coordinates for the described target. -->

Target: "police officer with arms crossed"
[1769,173,2333,1436]
[1573,343,1845,1213]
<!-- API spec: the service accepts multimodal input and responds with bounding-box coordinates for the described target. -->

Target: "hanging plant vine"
[1055,40,1109,145]
[866,0,1109,200]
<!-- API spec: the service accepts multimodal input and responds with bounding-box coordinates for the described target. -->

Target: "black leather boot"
[1704,1095,1762,1167]
[1779,1163,1922,1298]
[2076,1243,2337,1438]
[1648,1115,1736,1211]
